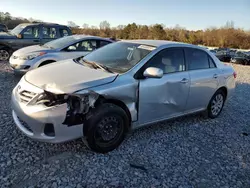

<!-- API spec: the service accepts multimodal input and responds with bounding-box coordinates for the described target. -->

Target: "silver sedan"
[11,40,236,153]
[9,35,114,74]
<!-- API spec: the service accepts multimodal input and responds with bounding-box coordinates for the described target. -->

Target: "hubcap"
[211,94,224,116]
[95,116,123,146]
[0,50,9,61]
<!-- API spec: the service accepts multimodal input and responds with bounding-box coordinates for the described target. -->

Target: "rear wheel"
[207,90,226,118]
[0,47,10,61]
[84,103,129,153]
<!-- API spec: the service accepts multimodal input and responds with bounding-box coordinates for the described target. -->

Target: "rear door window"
[42,27,58,39]
[185,48,210,70]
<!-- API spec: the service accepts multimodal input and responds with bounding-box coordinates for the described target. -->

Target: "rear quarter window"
[100,40,111,47]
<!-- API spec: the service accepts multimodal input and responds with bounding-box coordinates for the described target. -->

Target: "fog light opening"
[44,123,55,137]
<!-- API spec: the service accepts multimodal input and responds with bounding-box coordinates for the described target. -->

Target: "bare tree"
[82,23,89,29]
[99,21,110,30]
[67,21,79,28]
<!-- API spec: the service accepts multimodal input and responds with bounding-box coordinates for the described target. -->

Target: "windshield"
[11,24,26,35]
[44,36,77,49]
[82,42,154,73]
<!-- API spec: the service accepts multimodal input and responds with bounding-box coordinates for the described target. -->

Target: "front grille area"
[19,90,37,104]
[17,116,33,133]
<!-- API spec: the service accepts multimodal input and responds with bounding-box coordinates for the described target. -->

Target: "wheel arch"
[102,98,132,126]
[95,96,132,128]
[82,96,132,138]
[0,43,13,50]
[217,86,228,99]
[38,60,57,67]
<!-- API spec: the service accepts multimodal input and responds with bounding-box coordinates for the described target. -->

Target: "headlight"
[19,52,46,60]
[32,91,68,106]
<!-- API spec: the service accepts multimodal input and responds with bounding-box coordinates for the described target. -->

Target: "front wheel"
[207,90,226,118]
[0,48,10,61]
[84,103,129,153]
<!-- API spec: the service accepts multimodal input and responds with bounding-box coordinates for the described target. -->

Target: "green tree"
[150,24,166,39]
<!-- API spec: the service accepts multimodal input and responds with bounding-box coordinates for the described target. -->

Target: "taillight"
[233,71,237,78]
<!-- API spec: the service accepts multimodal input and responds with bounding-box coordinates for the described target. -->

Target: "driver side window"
[66,40,97,52]
[147,48,185,74]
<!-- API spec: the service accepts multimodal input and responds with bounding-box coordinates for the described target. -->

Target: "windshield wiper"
[93,63,113,73]
[82,59,114,73]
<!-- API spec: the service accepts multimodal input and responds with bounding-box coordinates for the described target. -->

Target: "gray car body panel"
[25,59,118,93]
[11,40,236,143]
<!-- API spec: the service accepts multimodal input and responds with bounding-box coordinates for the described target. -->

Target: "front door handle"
[180,78,189,83]
[213,74,218,78]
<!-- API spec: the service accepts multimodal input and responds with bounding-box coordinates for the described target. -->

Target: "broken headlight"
[67,95,93,114]
[34,91,68,106]
[63,91,99,125]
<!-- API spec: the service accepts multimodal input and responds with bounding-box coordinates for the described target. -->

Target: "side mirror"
[68,45,76,51]
[17,34,23,39]
[143,67,163,78]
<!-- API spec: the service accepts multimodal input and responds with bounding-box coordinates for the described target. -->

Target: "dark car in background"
[0,22,72,61]
[231,51,250,65]
[215,50,231,62]
[209,49,217,55]
[0,24,8,32]
[215,48,237,62]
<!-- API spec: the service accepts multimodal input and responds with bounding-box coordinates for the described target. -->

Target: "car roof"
[72,35,115,43]
[19,22,68,27]
[121,39,204,49]
[70,34,114,42]
[48,35,114,50]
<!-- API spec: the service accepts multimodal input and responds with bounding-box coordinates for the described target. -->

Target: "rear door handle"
[33,39,40,42]
[213,74,218,78]
[180,78,189,83]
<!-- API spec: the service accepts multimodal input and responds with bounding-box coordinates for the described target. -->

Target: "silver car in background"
[9,35,114,73]
[11,40,236,153]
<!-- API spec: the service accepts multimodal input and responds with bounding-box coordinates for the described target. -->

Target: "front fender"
[0,42,13,51]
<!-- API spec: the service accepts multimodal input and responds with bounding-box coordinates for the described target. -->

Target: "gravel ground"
[0,61,250,188]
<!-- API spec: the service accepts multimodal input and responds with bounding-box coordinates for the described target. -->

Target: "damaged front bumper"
[11,83,84,143]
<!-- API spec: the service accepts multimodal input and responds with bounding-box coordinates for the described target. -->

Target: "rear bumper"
[11,82,84,143]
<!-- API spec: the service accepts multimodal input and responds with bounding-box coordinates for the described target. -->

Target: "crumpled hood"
[0,32,16,39]
[25,59,118,93]
[13,45,54,56]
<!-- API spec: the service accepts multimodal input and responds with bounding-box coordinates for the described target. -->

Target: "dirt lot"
[0,61,250,188]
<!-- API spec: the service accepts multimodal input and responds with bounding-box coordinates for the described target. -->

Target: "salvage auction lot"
[0,61,250,187]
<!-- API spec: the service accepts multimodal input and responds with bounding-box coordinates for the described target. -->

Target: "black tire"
[207,90,226,119]
[84,103,129,153]
[0,47,11,61]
